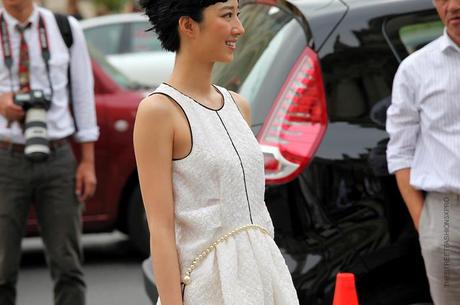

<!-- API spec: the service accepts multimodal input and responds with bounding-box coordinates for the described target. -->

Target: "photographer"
[0,1,99,305]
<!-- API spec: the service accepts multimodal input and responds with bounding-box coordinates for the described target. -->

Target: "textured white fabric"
[386,28,460,193]
[419,192,460,305]
[153,83,299,305]
[0,5,99,143]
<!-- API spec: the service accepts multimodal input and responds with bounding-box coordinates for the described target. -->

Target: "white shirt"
[386,29,460,193]
[0,5,99,143]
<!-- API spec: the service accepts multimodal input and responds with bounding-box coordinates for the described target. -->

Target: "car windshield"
[212,3,307,126]
[88,46,143,90]
[84,21,162,55]
[130,21,163,53]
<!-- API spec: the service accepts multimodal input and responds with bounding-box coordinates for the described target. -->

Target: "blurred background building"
[1,0,141,18]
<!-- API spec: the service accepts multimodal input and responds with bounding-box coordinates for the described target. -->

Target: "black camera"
[13,90,52,162]
[14,90,51,110]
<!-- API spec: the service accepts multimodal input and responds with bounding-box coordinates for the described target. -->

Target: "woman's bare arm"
[133,95,183,305]
[229,91,252,126]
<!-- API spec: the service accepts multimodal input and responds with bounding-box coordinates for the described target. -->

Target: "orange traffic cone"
[332,273,359,305]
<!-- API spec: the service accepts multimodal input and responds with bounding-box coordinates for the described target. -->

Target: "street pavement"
[17,232,151,305]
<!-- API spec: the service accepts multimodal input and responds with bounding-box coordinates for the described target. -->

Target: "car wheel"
[128,185,150,257]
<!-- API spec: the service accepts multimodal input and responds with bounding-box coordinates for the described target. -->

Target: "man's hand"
[395,168,425,232]
[405,196,424,232]
[0,93,25,122]
[75,160,97,202]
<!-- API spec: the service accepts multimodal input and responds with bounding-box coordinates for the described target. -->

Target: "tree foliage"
[93,0,128,12]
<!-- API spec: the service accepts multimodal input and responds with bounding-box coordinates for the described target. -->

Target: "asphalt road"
[17,232,151,305]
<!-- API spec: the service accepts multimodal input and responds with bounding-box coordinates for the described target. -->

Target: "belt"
[0,138,69,153]
[181,224,270,286]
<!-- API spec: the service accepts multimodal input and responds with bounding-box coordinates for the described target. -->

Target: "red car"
[26,53,149,255]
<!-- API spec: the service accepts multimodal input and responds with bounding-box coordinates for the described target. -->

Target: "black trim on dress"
[149,92,194,161]
[162,82,225,112]
[215,111,254,224]
[226,89,244,118]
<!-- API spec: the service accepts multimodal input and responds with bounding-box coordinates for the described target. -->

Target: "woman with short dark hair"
[133,1,299,304]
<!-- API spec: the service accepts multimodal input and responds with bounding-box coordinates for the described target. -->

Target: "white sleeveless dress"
[153,83,299,305]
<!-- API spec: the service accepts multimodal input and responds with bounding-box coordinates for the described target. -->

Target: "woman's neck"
[4,2,34,24]
[168,51,215,97]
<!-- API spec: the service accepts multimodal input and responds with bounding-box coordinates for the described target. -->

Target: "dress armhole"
[149,92,194,161]
[227,89,252,127]
[226,90,243,116]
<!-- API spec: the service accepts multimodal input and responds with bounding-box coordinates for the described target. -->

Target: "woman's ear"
[178,16,197,39]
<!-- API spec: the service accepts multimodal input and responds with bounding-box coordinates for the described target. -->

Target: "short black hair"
[139,0,227,52]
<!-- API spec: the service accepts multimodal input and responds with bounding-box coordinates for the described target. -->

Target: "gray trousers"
[0,143,85,305]
[419,192,460,305]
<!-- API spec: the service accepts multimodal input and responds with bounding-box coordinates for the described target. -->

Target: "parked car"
[80,13,174,88]
[26,49,150,256]
[143,0,442,304]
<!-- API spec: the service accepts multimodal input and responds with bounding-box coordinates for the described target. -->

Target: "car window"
[384,10,441,61]
[212,3,308,126]
[84,24,124,56]
[128,21,163,53]
[231,20,291,104]
[318,12,409,125]
[88,46,139,90]
[399,20,443,54]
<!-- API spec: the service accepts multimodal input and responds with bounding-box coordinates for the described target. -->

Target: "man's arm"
[68,16,99,142]
[75,142,97,201]
[386,60,422,230]
[395,168,425,231]
[67,16,99,202]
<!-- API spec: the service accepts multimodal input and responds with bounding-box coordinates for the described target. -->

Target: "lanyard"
[0,12,54,99]
[0,12,14,93]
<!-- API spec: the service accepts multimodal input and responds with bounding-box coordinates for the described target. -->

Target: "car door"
[293,1,438,304]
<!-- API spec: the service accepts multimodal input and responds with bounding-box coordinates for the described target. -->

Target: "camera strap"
[0,12,54,100]
[0,13,15,94]
[37,14,54,100]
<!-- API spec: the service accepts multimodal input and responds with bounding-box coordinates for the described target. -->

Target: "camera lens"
[24,108,50,161]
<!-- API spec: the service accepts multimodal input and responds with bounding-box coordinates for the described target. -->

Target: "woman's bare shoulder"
[137,93,177,118]
[228,90,251,126]
[134,94,177,142]
[137,93,184,128]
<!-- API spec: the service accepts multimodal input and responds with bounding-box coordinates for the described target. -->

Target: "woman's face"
[193,0,245,63]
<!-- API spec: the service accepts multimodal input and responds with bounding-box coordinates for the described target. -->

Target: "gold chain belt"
[182,224,270,285]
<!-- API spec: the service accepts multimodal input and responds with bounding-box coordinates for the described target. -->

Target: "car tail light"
[257,48,328,185]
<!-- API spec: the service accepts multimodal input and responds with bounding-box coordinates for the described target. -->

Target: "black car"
[143,0,442,304]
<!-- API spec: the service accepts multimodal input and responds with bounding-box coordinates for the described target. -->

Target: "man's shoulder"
[400,36,443,70]
[413,35,443,56]
[37,6,79,31]
[36,6,54,19]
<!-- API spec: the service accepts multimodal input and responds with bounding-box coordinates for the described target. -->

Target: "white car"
[80,13,174,88]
